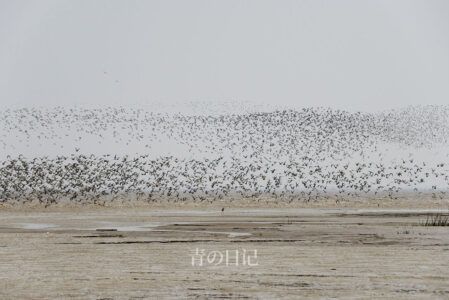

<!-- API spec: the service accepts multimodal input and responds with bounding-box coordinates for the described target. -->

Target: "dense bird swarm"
[0,105,448,205]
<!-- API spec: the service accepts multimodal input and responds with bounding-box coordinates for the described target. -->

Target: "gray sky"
[1,0,448,111]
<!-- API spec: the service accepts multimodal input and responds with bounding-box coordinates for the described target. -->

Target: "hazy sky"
[1,0,448,111]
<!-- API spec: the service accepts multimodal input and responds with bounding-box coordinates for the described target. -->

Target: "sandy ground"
[1,204,449,299]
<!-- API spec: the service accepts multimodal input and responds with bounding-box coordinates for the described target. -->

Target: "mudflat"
[1,206,449,299]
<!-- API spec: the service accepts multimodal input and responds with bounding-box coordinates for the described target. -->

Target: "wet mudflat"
[1,207,449,299]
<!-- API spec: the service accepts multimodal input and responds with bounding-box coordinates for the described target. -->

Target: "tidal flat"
[1,204,449,299]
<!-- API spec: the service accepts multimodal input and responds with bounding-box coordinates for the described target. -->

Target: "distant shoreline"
[2,195,449,212]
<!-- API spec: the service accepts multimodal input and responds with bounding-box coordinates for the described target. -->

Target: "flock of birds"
[0,103,448,205]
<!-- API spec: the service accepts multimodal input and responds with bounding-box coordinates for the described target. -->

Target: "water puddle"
[19,223,58,230]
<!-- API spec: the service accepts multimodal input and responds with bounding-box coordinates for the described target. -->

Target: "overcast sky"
[0,0,448,111]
